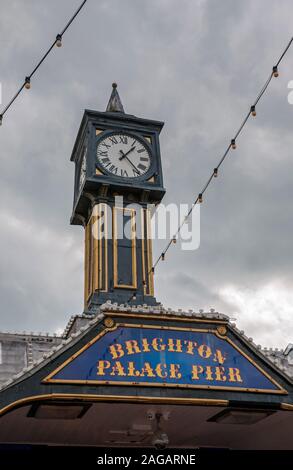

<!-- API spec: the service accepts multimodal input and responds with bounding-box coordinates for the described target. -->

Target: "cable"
[128,35,293,303]
[0,0,88,125]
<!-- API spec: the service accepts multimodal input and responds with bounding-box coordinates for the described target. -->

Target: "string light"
[273,65,279,77]
[251,105,256,117]
[198,193,203,203]
[132,293,137,301]
[56,34,62,47]
[24,77,31,90]
[231,139,236,149]
[0,0,88,124]
[127,35,293,304]
[172,237,177,244]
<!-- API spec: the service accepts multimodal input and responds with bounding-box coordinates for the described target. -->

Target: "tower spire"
[106,82,125,113]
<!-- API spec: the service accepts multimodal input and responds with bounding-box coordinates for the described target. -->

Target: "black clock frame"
[71,109,165,226]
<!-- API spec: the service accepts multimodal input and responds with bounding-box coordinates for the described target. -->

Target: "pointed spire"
[106,83,125,113]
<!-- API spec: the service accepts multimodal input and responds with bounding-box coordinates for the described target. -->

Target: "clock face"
[97,132,151,179]
[79,147,87,190]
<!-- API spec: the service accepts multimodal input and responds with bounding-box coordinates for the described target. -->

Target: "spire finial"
[106,82,125,113]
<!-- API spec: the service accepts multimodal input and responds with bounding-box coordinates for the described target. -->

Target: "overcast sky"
[1,0,293,348]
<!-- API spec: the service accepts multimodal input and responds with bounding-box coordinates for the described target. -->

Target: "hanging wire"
[0,0,88,123]
[128,35,293,302]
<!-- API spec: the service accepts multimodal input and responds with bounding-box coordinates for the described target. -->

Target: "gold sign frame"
[43,321,287,395]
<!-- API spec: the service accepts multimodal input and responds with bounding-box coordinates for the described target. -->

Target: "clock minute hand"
[119,146,135,161]
[119,148,140,175]
[123,155,141,175]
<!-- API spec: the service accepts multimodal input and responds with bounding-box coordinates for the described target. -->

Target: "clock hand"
[123,155,141,175]
[119,146,135,161]
[118,148,140,174]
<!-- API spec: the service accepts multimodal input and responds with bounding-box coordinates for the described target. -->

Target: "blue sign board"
[44,325,285,393]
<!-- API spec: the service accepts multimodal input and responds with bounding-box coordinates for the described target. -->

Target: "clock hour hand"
[119,146,135,161]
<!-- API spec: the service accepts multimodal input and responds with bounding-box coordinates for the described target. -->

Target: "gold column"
[146,208,154,296]
[92,209,99,293]
[98,203,108,292]
[85,204,108,306]
[141,208,154,296]
[84,218,93,306]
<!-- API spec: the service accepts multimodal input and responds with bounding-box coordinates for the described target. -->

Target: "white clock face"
[79,147,87,190]
[97,132,151,178]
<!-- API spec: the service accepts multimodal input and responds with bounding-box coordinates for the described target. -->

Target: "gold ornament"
[104,317,115,328]
[217,325,227,336]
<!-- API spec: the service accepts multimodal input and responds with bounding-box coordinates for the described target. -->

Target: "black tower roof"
[106,82,125,113]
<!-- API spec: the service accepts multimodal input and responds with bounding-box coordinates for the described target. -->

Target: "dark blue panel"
[117,213,133,286]
[50,327,282,392]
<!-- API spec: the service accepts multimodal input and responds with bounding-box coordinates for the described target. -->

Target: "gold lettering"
[228,367,243,382]
[213,349,226,365]
[167,338,182,352]
[96,360,111,376]
[109,343,124,360]
[125,340,141,355]
[110,361,126,376]
[142,338,151,352]
[152,338,166,352]
[198,344,212,359]
[215,366,227,382]
[184,340,197,355]
[191,365,204,380]
[170,363,182,379]
[141,362,156,378]
[127,361,136,376]
[155,363,167,378]
[205,365,213,381]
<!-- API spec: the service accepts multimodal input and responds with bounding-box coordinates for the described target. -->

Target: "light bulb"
[273,65,279,78]
[172,237,177,244]
[151,267,155,273]
[251,105,256,117]
[213,168,218,177]
[231,139,236,149]
[56,34,62,47]
[25,77,31,89]
[161,253,165,261]
[198,193,203,203]
[132,293,137,300]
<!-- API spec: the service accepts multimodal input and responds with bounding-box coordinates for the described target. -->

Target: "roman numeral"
[101,157,110,163]
[132,168,141,176]
[109,136,118,145]
[101,142,111,149]
[137,148,145,153]
[121,169,129,177]
[98,150,108,157]
[109,164,118,174]
[137,163,146,171]
[119,135,128,145]
[140,157,149,162]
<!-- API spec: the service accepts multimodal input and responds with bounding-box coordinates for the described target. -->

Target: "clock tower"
[71,84,165,313]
